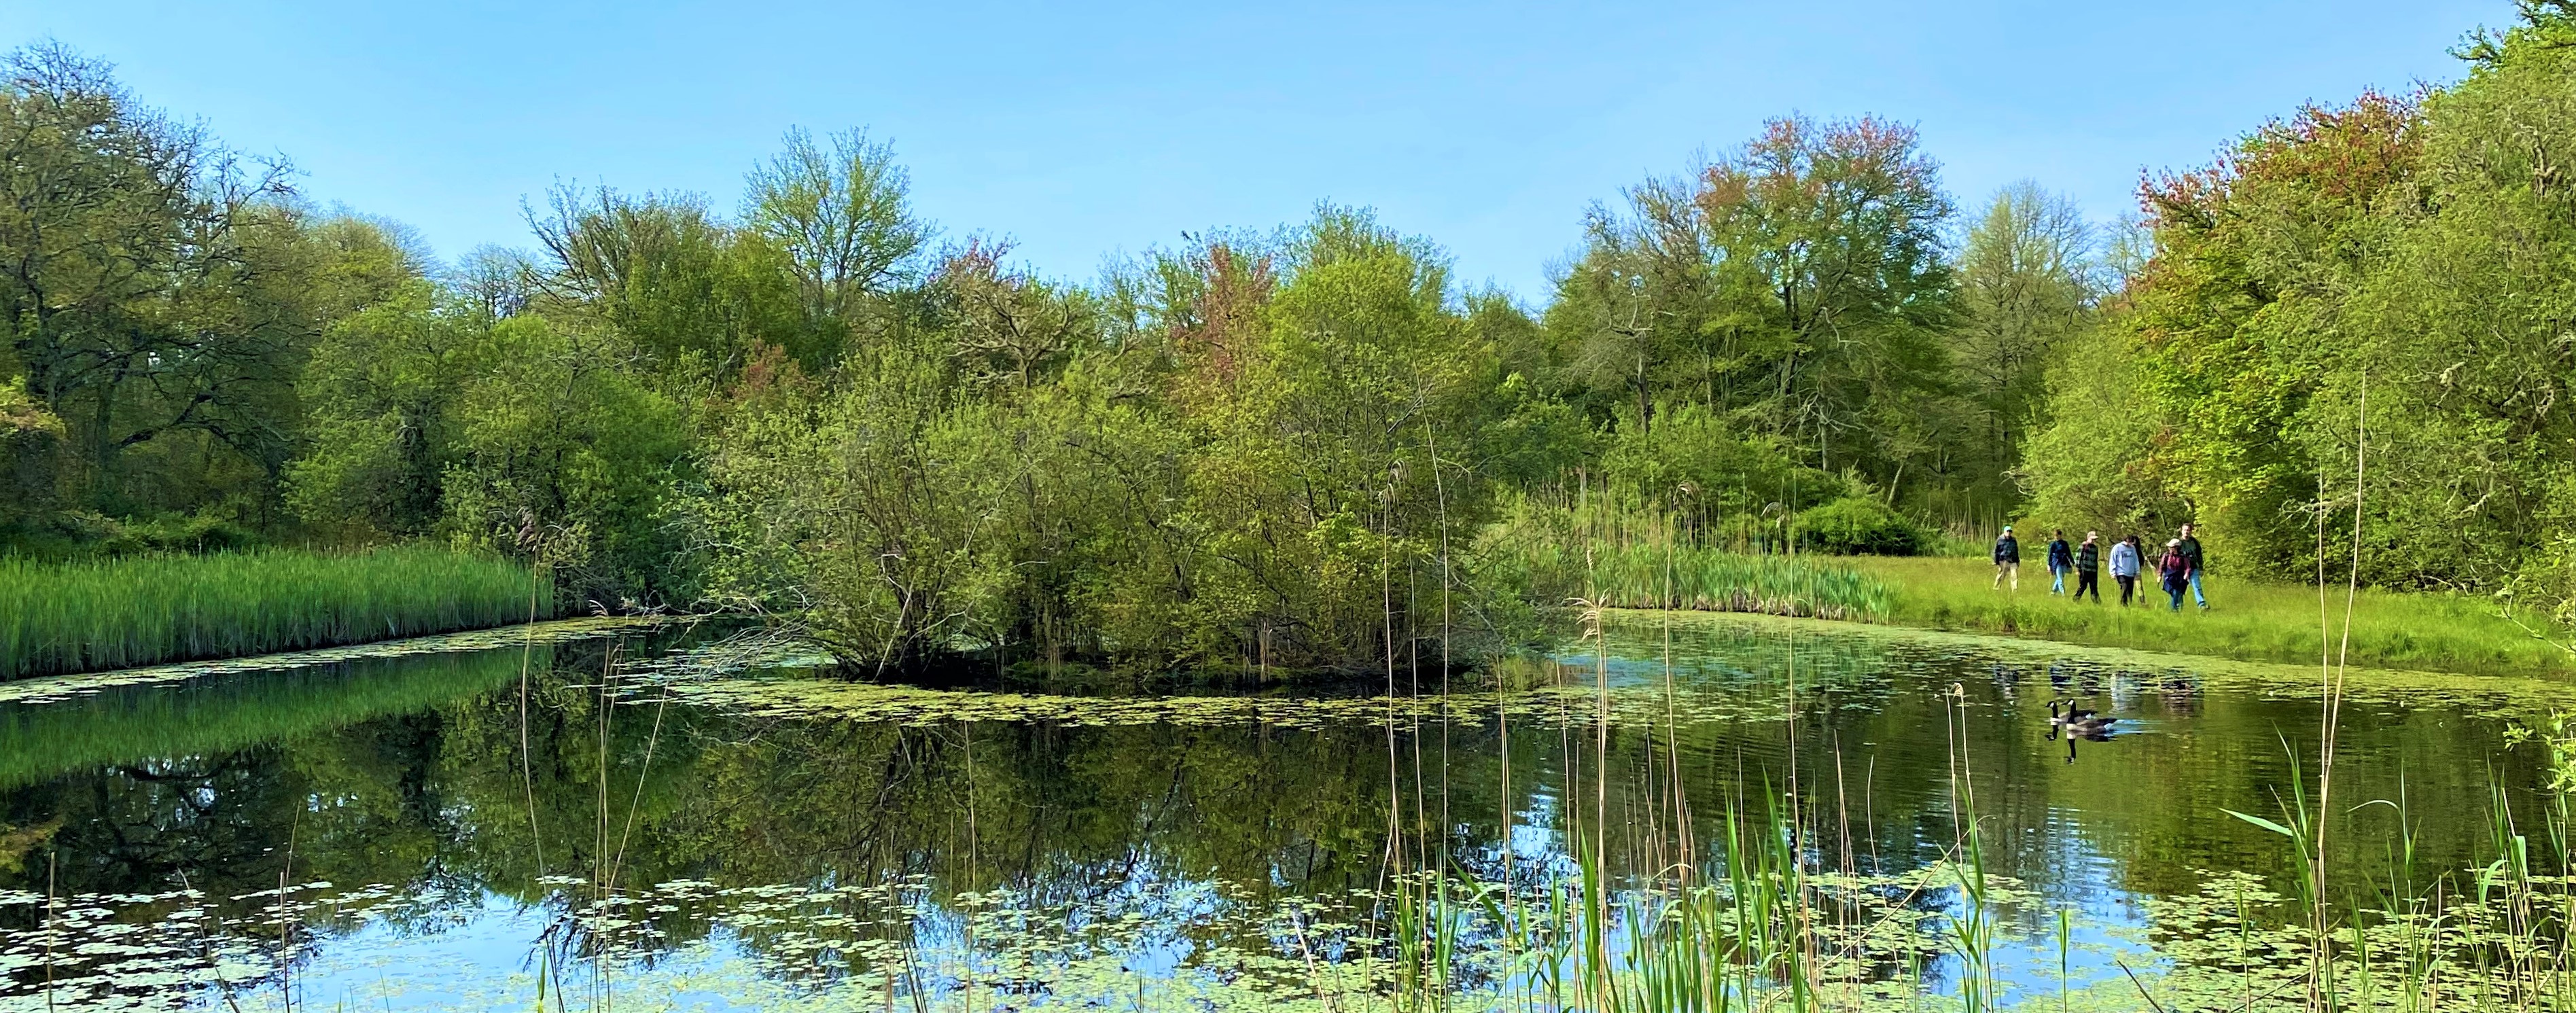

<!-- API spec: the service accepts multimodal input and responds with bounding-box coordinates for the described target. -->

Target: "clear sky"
[0,1,2512,300]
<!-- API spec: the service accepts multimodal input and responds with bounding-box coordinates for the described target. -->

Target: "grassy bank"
[1847,554,2574,677]
[0,546,552,680]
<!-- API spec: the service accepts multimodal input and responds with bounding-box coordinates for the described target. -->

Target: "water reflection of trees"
[0,621,2556,980]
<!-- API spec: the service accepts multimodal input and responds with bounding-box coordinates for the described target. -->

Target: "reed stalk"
[0,546,548,680]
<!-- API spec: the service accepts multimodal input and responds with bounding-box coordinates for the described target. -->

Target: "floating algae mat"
[0,611,2565,1010]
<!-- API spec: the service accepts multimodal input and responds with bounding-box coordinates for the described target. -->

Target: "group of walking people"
[1990,523,2208,611]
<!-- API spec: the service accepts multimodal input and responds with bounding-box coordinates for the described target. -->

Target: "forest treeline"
[7,3,2576,673]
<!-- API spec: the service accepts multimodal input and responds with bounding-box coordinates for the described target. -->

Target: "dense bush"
[1795,496,1922,556]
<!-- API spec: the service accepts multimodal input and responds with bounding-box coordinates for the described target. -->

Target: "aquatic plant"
[1496,540,1890,622]
[0,546,552,680]
[27,588,2576,1011]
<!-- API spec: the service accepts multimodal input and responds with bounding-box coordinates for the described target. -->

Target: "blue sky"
[1,1,2509,300]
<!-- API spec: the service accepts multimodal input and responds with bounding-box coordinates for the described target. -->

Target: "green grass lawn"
[1843,555,2574,677]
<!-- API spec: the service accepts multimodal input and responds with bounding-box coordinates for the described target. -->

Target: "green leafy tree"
[2018,322,2191,537]
[1547,178,1730,433]
[436,315,688,606]
[288,280,477,540]
[2069,93,2416,574]
[2026,0,2576,621]
[1695,115,1958,493]
[2347,16,2576,612]
[0,44,322,523]
[742,126,928,368]
[527,186,804,387]
[1948,182,2098,516]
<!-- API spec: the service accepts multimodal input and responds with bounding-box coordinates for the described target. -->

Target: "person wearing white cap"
[1991,525,2021,590]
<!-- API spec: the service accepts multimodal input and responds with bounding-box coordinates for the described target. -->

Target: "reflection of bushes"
[0,645,531,787]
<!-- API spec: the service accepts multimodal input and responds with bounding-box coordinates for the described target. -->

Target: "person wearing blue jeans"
[2176,522,2208,610]
[2045,531,2072,594]
[2159,539,2189,610]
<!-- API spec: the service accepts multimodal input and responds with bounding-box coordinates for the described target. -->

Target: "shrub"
[1795,496,1922,556]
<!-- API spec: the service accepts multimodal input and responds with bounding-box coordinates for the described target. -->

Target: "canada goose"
[2048,699,2117,734]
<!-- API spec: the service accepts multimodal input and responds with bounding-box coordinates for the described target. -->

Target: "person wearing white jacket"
[2107,535,2144,607]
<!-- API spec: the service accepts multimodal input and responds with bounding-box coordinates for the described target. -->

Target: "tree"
[2344,24,2576,610]
[2018,323,2190,537]
[1541,115,1961,525]
[742,126,927,353]
[1695,115,1958,491]
[448,245,534,325]
[940,241,1094,390]
[2114,93,2418,575]
[436,315,688,606]
[0,375,64,530]
[526,185,802,385]
[0,43,309,518]
[1949,182,2098,513]
[701,336,1013,671]
[288,281,473,540]
[1547,178,1726,433]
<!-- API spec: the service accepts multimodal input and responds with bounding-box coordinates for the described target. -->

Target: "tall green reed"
[1482,494,1892,624]
[1504,542,1888,622]
[1392,615,2000,1013]
[0,546,550,679]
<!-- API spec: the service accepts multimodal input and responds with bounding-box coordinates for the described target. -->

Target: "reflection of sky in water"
[1984,810,2159,1006]
[161,859,2169,1012]
[257,893,559,1011]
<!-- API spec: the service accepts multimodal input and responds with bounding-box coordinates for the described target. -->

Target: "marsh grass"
[2150,756,2576,1013]
[0,546,550,680]
[1373,605,2019,1013]
[1501,542,1890,622]
[1848,556,2573,678]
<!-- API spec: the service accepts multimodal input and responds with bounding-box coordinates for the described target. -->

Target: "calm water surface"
[0,612,2559,1010]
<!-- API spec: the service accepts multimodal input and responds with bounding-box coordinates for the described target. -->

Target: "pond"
[0,611,2564,1012]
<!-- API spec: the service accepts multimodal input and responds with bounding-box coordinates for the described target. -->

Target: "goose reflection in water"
[2047,698,2121,764]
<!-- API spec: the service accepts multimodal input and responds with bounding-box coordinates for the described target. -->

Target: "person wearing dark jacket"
[2072,531,2102,603]
[1992,526,2021,590]
[2176,522,2208,610]
[2046,531,2073,594]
